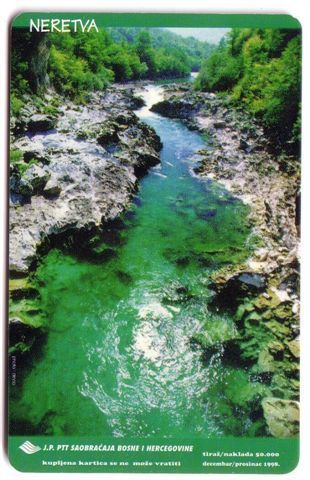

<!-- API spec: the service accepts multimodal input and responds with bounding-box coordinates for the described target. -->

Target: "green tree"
[195,28,301,149]
[135,31,158,77]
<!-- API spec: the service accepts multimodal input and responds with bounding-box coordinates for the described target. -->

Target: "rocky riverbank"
[151,84,300,437]
[9,85,161,360]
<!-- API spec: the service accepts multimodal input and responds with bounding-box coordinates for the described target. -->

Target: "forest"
[11,27,214,100]
[195,29,301,147]
[107,27,216,71]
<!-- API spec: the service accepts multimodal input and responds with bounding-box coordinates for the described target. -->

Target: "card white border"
[1,1,308,479]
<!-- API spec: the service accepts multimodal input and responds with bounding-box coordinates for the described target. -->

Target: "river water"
[11,85,254,437]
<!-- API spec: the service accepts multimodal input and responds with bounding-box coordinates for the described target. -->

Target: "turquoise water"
[11,86,253,437]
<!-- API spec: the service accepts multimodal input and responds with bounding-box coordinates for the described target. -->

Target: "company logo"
[19,441,42,454]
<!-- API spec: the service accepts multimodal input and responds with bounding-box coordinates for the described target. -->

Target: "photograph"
[7,12,301,474]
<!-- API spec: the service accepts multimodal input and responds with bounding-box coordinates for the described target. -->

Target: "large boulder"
[130,148,160,177]
[262,397,299,437]
[151,98,195,119]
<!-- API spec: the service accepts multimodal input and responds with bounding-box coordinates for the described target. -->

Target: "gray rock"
[97,123,119,146]
[28,114,56,132]
[9,175,20,194]
[43,178,62,198]
[287,338,300,359]
[19,178,34,196]
[214,120,226,129]
[257,349,276,373]
[151,99,195,119]
[23,148,51,165]
[239,138,250,151]
[10,176,33,196]
[238,273,266,289]
[130,96,145,109]
[262,397,299,437]
[12,137,50,165]
[23,165,51,193]
[9,87,161,273]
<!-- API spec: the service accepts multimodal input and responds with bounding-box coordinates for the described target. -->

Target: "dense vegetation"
[195,29,301,148]
[108,27,216,71]
[11,27,214,105]
[11,26,301,150]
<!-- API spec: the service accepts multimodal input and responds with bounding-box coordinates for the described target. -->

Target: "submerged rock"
[262,397,299,437]
[196,208,217,220]
[8,314,47,383]
[162,281,192,304]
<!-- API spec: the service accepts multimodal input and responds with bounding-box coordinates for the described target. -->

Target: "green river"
[11,85,256,438]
